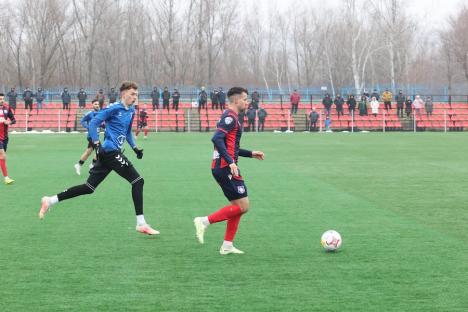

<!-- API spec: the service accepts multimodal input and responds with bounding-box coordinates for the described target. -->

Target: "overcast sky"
[246,0,466,31]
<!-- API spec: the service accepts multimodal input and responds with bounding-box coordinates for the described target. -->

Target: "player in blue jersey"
[39,82,159,235]
[74,99,101,175]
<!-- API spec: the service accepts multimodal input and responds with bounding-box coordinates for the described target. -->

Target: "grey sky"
[246,0,466,30]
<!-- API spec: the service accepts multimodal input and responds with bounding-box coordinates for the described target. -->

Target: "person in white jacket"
[413,95,425,118]
[370,97,380,117]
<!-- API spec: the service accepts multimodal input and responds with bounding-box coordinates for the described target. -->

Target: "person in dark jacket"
[370,89,380,101]
[334,94,344,117]
[198,86,208,113]
[172,89,180,111]
[309,108,319,131]
[251,89,260,110]
[162,87,170,111]
[61,88,71,110]
[77,88,87,108]
[23,87,34,111]
[322,93,333,116]
[108,88,118,104]
[395,90,405,118]
[405,96,413,118]
[151,87,160,110]
[425,96,433,117]
[218,87,226,110]
[358,96,368,116]
[6,88,18,111]
[347,95,357,116]
[36,88,45,110]
[95,89,106,108]
[210,88,219,110]
[246,106,257,132]
[257,106,267,131]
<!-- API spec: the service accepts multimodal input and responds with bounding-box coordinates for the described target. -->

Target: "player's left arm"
[126,115,143,159]
[5,107,16,125]
[239,148,264,160]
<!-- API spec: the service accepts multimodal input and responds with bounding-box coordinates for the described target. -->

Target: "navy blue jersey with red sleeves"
[211,109,242,169]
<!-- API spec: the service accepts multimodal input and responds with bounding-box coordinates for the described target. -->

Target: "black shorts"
[138,122,147,129]
[0,137,9,151]
[86,150,141,189]
[87,137,94,149]
[212,167,248,201]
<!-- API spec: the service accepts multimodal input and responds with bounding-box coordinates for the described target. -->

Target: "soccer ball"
[321,230,342,251]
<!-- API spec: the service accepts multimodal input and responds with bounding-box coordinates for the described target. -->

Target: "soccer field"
[1,132,467,311]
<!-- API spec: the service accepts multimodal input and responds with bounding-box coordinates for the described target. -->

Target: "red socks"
[135,130,140,137]
[225,214,242,241]
[208,205,244,243]
[208,205,242,223]
[0,159,7,177]
[144,129,148,136]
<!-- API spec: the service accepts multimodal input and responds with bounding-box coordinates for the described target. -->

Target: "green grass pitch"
[1,132,467,311]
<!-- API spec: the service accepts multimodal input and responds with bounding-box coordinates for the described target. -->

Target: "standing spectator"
[405,96,413,118]
[151,86,160,110]
[162,87,170,111]
[218,87,226,110]
[325,116,332,131]
[371,89,380,101]
[61,88,71,110]
[413,95,424,118]
[108,88,118,104]
[322,93,333,116]
[309,108,319,131]
[334,94,344,117]
[210,88,219,110]
[246,106,257,132]
[362,89,370,100]
[198,86,208,113]
[77,88,87,108]
[95,89,106,108]
[238,109,245,129]
[251,89,260,109]
[370,97,379,117]
[6,88,18,111]
[347,95,357,116]
[172,89,180,111]
[395,90,405,118]
[257,106,267,132]
[382,89,393,111]
[425,96,433,117]
[358,96,368,116]
[23,87,34,111]
[36,88,45,110]
[290,89,300,114]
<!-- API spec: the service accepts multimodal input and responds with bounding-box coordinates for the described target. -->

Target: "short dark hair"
[120,81,138,92]
[91,99,99,104]
[227,87,248,98]
[0,93,4,96]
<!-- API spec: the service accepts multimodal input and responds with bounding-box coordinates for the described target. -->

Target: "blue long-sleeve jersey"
[88,102,136,152]
[81,110,100,138]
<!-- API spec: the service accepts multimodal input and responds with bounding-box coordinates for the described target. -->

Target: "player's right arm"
[211,115,239,175]
[80,112,91,129]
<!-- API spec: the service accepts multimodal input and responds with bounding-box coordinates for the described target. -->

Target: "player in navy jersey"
[135,106,149,139]
[74,99,102,175]
[194,87,265,255]
[0,93,16,185]
[39,82,159,235]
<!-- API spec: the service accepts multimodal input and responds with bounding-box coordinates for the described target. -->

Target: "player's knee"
[132,177,144,188]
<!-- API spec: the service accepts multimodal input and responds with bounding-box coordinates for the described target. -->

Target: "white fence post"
[413,111,416,133]
[25,112,28,132]
[58,110,61,132]
[287,110,291,132]
[319,110,323,133]
[155,109,158,133]
[187,109,191,133]
[383,111,386,133]
[351,110,354,133]
[444,110,447,133]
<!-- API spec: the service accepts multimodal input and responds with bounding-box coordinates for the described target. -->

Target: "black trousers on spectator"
[63,102,70,110]
[248,119,255,132]
[309,121,317,131]
[258,119,265,132]
[152,102,159,110]
[25,100,33,110]
[397,105,404,117]
[79,102,86,108]
[163,100,170,111]
[212,102,219,110]
[291,104,298,114]
[384,102,392,111]
[337,108,343,117]
[198,101,206,113]
[220,103,225,110]
[172,101,179,111]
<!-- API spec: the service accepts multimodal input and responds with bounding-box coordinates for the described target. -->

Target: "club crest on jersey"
[237,186,245,194]
[225,116,233,125]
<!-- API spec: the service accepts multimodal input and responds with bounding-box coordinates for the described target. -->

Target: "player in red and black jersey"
[0,93,16,185]
[135,106,149,139]
[194,87,265,255]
